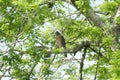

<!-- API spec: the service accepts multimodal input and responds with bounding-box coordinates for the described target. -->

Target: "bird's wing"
[61,35,66,49]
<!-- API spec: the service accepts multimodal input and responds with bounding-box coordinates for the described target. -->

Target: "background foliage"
[0,0,120,80]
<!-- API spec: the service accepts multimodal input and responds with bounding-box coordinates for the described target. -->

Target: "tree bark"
[111,6,120,43]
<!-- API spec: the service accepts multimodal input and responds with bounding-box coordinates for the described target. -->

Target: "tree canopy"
[0,0,120,80]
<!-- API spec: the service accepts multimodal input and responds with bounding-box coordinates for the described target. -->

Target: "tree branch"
[94,54,99,80]
[87,9,105,27]
[28,62,38,79]
[0,67,10,80]
[79,47,87,80]
[111,6,120,43]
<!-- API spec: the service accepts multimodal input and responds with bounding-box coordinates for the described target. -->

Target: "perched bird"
[55,31,67,57]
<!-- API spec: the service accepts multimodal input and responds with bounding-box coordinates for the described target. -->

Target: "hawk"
[55,31,67,57]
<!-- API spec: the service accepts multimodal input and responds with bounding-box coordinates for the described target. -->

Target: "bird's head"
[55,31,60,35]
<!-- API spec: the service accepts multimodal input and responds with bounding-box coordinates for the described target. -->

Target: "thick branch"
[69,0,105,27]
[87,10,105,27]
[73,40,90,55]
[111,6,120,43]
[34,40,90,57]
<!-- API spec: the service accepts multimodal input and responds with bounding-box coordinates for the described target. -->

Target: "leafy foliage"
[0,0,120,80]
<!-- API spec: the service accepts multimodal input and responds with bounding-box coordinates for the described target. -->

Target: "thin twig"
[94,55,99,80]
[0,67,10,80]
[94,46,101,80]
[28,62,38,78]
[79,47,87,80]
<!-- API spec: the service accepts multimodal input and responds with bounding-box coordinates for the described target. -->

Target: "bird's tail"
[63,46,67,57]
